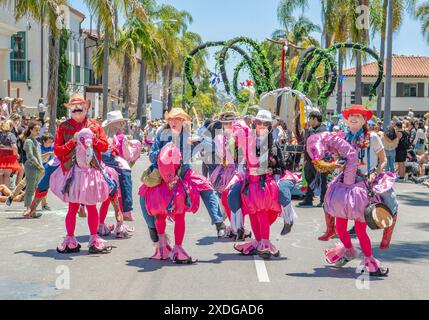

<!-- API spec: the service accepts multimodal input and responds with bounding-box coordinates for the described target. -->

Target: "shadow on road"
[286,266,385,281]
[196,236,234,246]
[198,253,288,264]
[15,249,87,261]
[397,193,429,207]
[375,241,429,263]
[406,223,429,232]
[126,258,197,272]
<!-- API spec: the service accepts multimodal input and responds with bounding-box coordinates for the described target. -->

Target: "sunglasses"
[255,119,271,127]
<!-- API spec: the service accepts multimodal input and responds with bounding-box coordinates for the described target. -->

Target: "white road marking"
[253,256,270,283]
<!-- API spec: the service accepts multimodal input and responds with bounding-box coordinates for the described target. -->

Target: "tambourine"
[364,203,395,230]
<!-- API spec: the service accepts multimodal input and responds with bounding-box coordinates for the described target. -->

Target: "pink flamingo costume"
[139,143,211,264]
[52,128,118,254]
[225,119,297,259]
[307,131,392,276]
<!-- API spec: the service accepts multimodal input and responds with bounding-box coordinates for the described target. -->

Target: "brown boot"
[22,197,43,218]
[380,214,397,250]
[318,213,336,241]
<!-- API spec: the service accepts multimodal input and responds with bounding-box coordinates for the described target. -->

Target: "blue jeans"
[385,149,396,173]
[102,154,133,213]
[139,196,155,229]
[227,178,295,212]
[37,163,60,193]
[139,189,224,228]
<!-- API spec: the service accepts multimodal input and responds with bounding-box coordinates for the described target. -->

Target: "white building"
[327,55,429,116]
[0,4,90,113]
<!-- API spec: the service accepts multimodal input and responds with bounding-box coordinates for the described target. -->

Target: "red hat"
[341,104,373,121]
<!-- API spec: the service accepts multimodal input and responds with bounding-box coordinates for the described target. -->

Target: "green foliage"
[57,28,70,119]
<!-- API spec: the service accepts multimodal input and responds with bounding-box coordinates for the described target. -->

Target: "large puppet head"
[158,143,182,187]
[65,93,91,123]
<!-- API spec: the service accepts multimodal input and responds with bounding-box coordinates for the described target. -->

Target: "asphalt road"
[1,156,429,300]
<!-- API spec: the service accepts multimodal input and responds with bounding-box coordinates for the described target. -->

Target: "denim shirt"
[149,128,204,177]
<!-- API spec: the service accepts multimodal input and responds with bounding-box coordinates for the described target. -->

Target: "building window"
[404,84,417,97]
[75,66,81,84]
[10,32,27,82]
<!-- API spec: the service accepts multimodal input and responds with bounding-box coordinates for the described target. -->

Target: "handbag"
[141,167,162,187]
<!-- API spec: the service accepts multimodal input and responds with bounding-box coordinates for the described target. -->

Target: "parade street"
[1,156,428,300]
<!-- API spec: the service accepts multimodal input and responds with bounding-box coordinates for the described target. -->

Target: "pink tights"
[66,202,99,236]
[154,214,186,246]
[248,211,277,241]
[335,218,372,257]
[99,194,119,225]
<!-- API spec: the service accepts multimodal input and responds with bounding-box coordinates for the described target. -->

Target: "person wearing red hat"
[321,105,398,276]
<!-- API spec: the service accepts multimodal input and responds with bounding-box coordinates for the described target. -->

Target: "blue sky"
[70,0,428,72]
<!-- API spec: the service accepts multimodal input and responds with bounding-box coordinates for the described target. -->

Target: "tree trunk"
[355,51,363,104]
[336,49,344,114]
[102,33,109,119]
[47,31,60,136]
[384,0,394,129]
[377,0,388,118]
[167,64,174,111]
[161,66,168,113]
[122,54,131,119]
[136,59,147,127]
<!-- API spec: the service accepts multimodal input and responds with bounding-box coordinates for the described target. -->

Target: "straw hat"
[218,111,238,123]
[424,113,429,119]
[64,93,90,108]
[164,108,191,121]
[102,110,128,128]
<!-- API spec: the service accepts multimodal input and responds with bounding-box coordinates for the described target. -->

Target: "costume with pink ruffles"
[307,131,394,275]
[225,120,297,259]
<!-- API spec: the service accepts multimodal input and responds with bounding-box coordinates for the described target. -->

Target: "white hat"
[102,110,128,128]
[254,109,273,123]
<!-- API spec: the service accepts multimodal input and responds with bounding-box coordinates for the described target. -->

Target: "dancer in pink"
[307,105,396,276]
[226,110,297,260]
[51,94,115,254]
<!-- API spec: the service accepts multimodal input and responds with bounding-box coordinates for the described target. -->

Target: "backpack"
[384,126,397,141]
[398,130,411,150]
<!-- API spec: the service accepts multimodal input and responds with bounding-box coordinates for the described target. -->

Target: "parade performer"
[47,94,115,254]
[209,112,251,241]
[139,108,226,263]
[227,110,297,259]
[98,110,141,238]
[307,105,397,276]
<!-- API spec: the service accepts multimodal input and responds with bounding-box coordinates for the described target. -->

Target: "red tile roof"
[343,55,429,78]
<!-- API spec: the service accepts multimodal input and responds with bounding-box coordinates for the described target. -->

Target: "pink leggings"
[248,211,277,241]
[154,214,186,246]
[335,218,372,257]
[66,202,99,236]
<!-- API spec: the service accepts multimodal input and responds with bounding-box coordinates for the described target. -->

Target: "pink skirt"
[50,165,118,206]
[210,165,237,193]
[139,169,213,216]
[324,172,396,222]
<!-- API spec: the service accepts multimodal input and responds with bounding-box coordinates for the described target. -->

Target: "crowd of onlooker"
[329,108,429,186]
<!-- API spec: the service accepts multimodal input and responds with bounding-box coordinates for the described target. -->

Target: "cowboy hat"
[102,110,128,128]
[164,108,191,121]
[218,111,238,123]
[64,93,91,108]
[254,109,273,123]
[341,104,374,121]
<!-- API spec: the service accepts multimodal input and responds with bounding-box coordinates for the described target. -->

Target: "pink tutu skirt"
[139,169,213,216]
[324,172,396,222]
[241,175,281,216]
[50,165,119,206]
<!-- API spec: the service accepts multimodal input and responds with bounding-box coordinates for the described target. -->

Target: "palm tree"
[417,1,429,42]
[85,0,147,120]
[371,0,417,117]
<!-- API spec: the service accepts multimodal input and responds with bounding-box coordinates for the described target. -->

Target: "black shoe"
[216,222,227,238]
[348,226,356,235]
[281,221,293,236]
[5,196,13,206]
[316,202,324,208]
[57,243,81,254]
[297,199,313,207]
[42,205,51,211]
[369,267,389,277]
